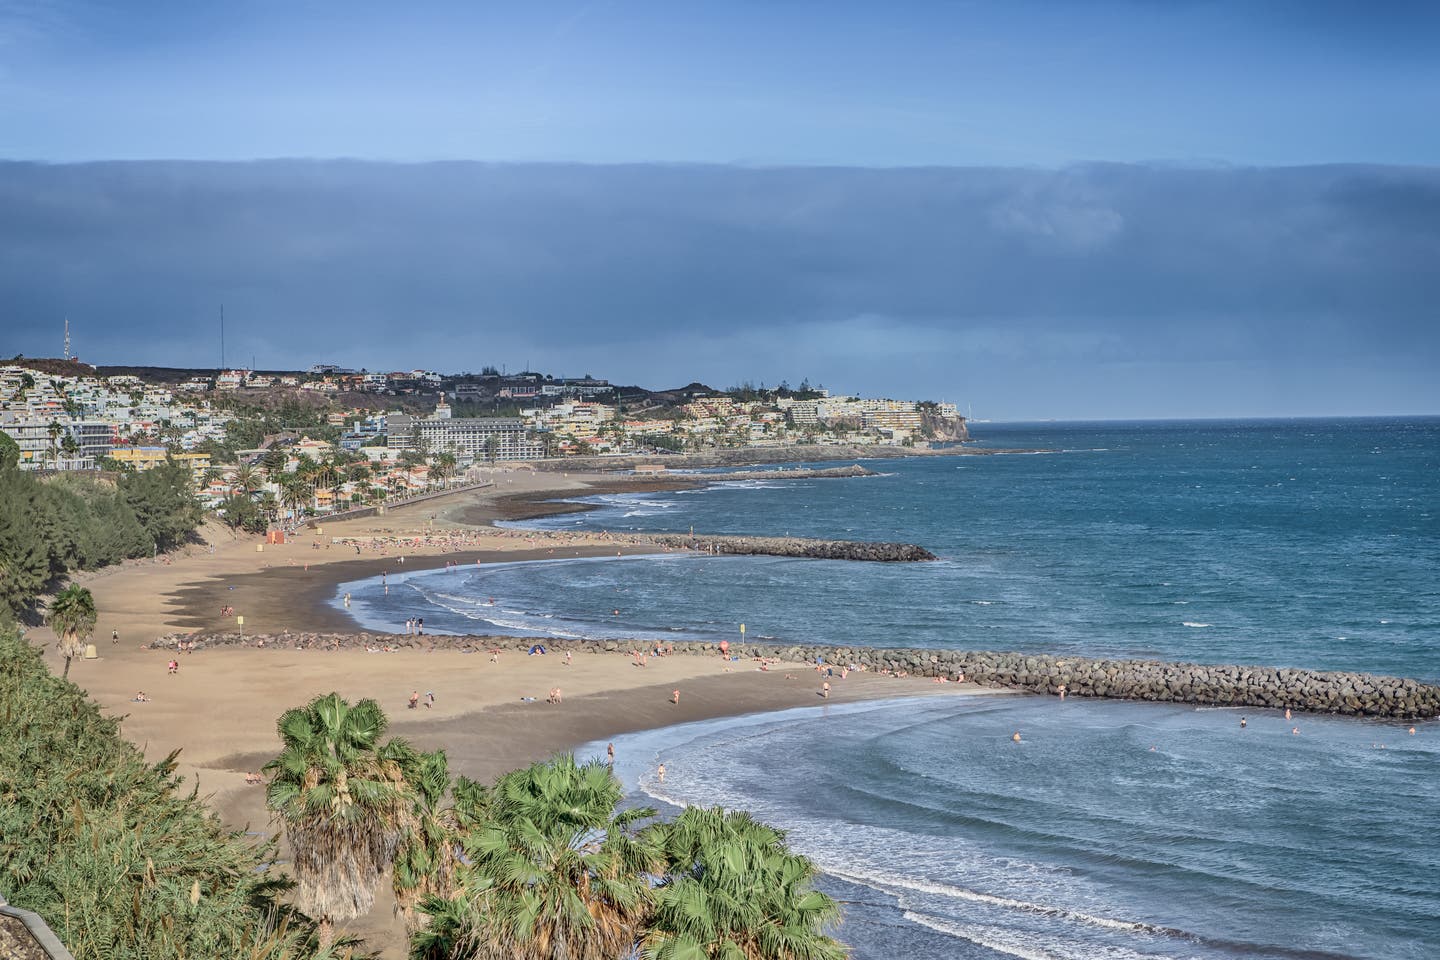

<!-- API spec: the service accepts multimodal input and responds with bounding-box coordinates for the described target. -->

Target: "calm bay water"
[338,418,1440,958]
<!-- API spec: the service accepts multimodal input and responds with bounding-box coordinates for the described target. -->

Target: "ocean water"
[342,418,1440,681]
[587,695,1439,960]
[337,418,1440,958]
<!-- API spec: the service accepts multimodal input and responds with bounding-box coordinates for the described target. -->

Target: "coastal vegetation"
[261,693,848,960]
[0,454,202,621]
[0,628,330,959]
[45,583,96,678]
[263,693,416,951]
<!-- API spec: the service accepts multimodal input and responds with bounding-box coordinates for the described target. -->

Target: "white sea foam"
[900,912,1171,960]
[827,865,1160,937]
[1182,622,1211,628]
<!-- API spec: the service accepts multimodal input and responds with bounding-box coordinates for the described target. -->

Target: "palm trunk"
[62,655,72,679]
[318,916,334,952]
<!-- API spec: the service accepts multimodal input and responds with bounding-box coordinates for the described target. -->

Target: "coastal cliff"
[155,633,1440,720]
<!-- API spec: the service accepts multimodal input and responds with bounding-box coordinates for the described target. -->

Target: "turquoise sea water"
[338,418,1440,958]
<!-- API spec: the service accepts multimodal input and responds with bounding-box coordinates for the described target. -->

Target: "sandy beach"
[31,466,986,957]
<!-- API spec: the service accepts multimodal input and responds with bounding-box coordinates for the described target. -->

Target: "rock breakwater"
[154,633,1439,719]
[640,534,937,562]
[704,464,877,482]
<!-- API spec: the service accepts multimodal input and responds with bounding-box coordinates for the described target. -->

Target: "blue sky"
[4,1,1439,167]
[1,1,1437,417]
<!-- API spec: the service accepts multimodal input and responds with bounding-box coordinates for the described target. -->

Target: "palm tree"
[426,755,661,960]
[279,475,311,521]
[643,807,847,960]
[47,420,63,468]
[47,584,97,679]
[232,462,261,495]
[262,692,412,951]
[390,748,465,931]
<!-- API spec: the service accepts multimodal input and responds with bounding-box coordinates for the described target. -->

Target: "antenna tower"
[63,318,71,360]
[220,305,226,371]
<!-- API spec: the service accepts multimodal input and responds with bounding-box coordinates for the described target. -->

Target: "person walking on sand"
[409,690,420,710]
[821,681,831,699]
[112,629,119,644]
[671,688,680,705]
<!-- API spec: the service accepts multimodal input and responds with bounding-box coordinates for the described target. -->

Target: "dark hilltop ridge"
[154,633,1440,720]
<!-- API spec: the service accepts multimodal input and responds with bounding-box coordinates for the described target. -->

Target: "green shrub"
[0,628,340,959]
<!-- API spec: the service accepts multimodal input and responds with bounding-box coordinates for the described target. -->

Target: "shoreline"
[30,459,1437,956]
[32,467,982,958]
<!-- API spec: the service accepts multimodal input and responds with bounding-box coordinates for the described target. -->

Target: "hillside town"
[0,358,967,528]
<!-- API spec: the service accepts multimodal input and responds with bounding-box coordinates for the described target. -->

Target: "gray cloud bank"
[1,160,1436,415]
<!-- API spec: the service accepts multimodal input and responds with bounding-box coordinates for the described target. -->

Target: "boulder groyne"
[153,633,1440,719]
[703,464,878,481]
[640,534,937,562]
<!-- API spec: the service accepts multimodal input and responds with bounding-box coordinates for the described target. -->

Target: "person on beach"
[167,659,179,675]
[409,690,420,709]
[657,762,666,783]
[607,742,615,764]
[1240,716,1248,728]
[1285,708,1292,721]
[425,691,435,708]
[112,629,119,644]
[1057,684,1067,700]
[133,691,149,702]
[671,689,680,705]
[821,681,830,699]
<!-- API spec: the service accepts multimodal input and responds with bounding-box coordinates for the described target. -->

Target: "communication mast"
[63,318,71,360]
